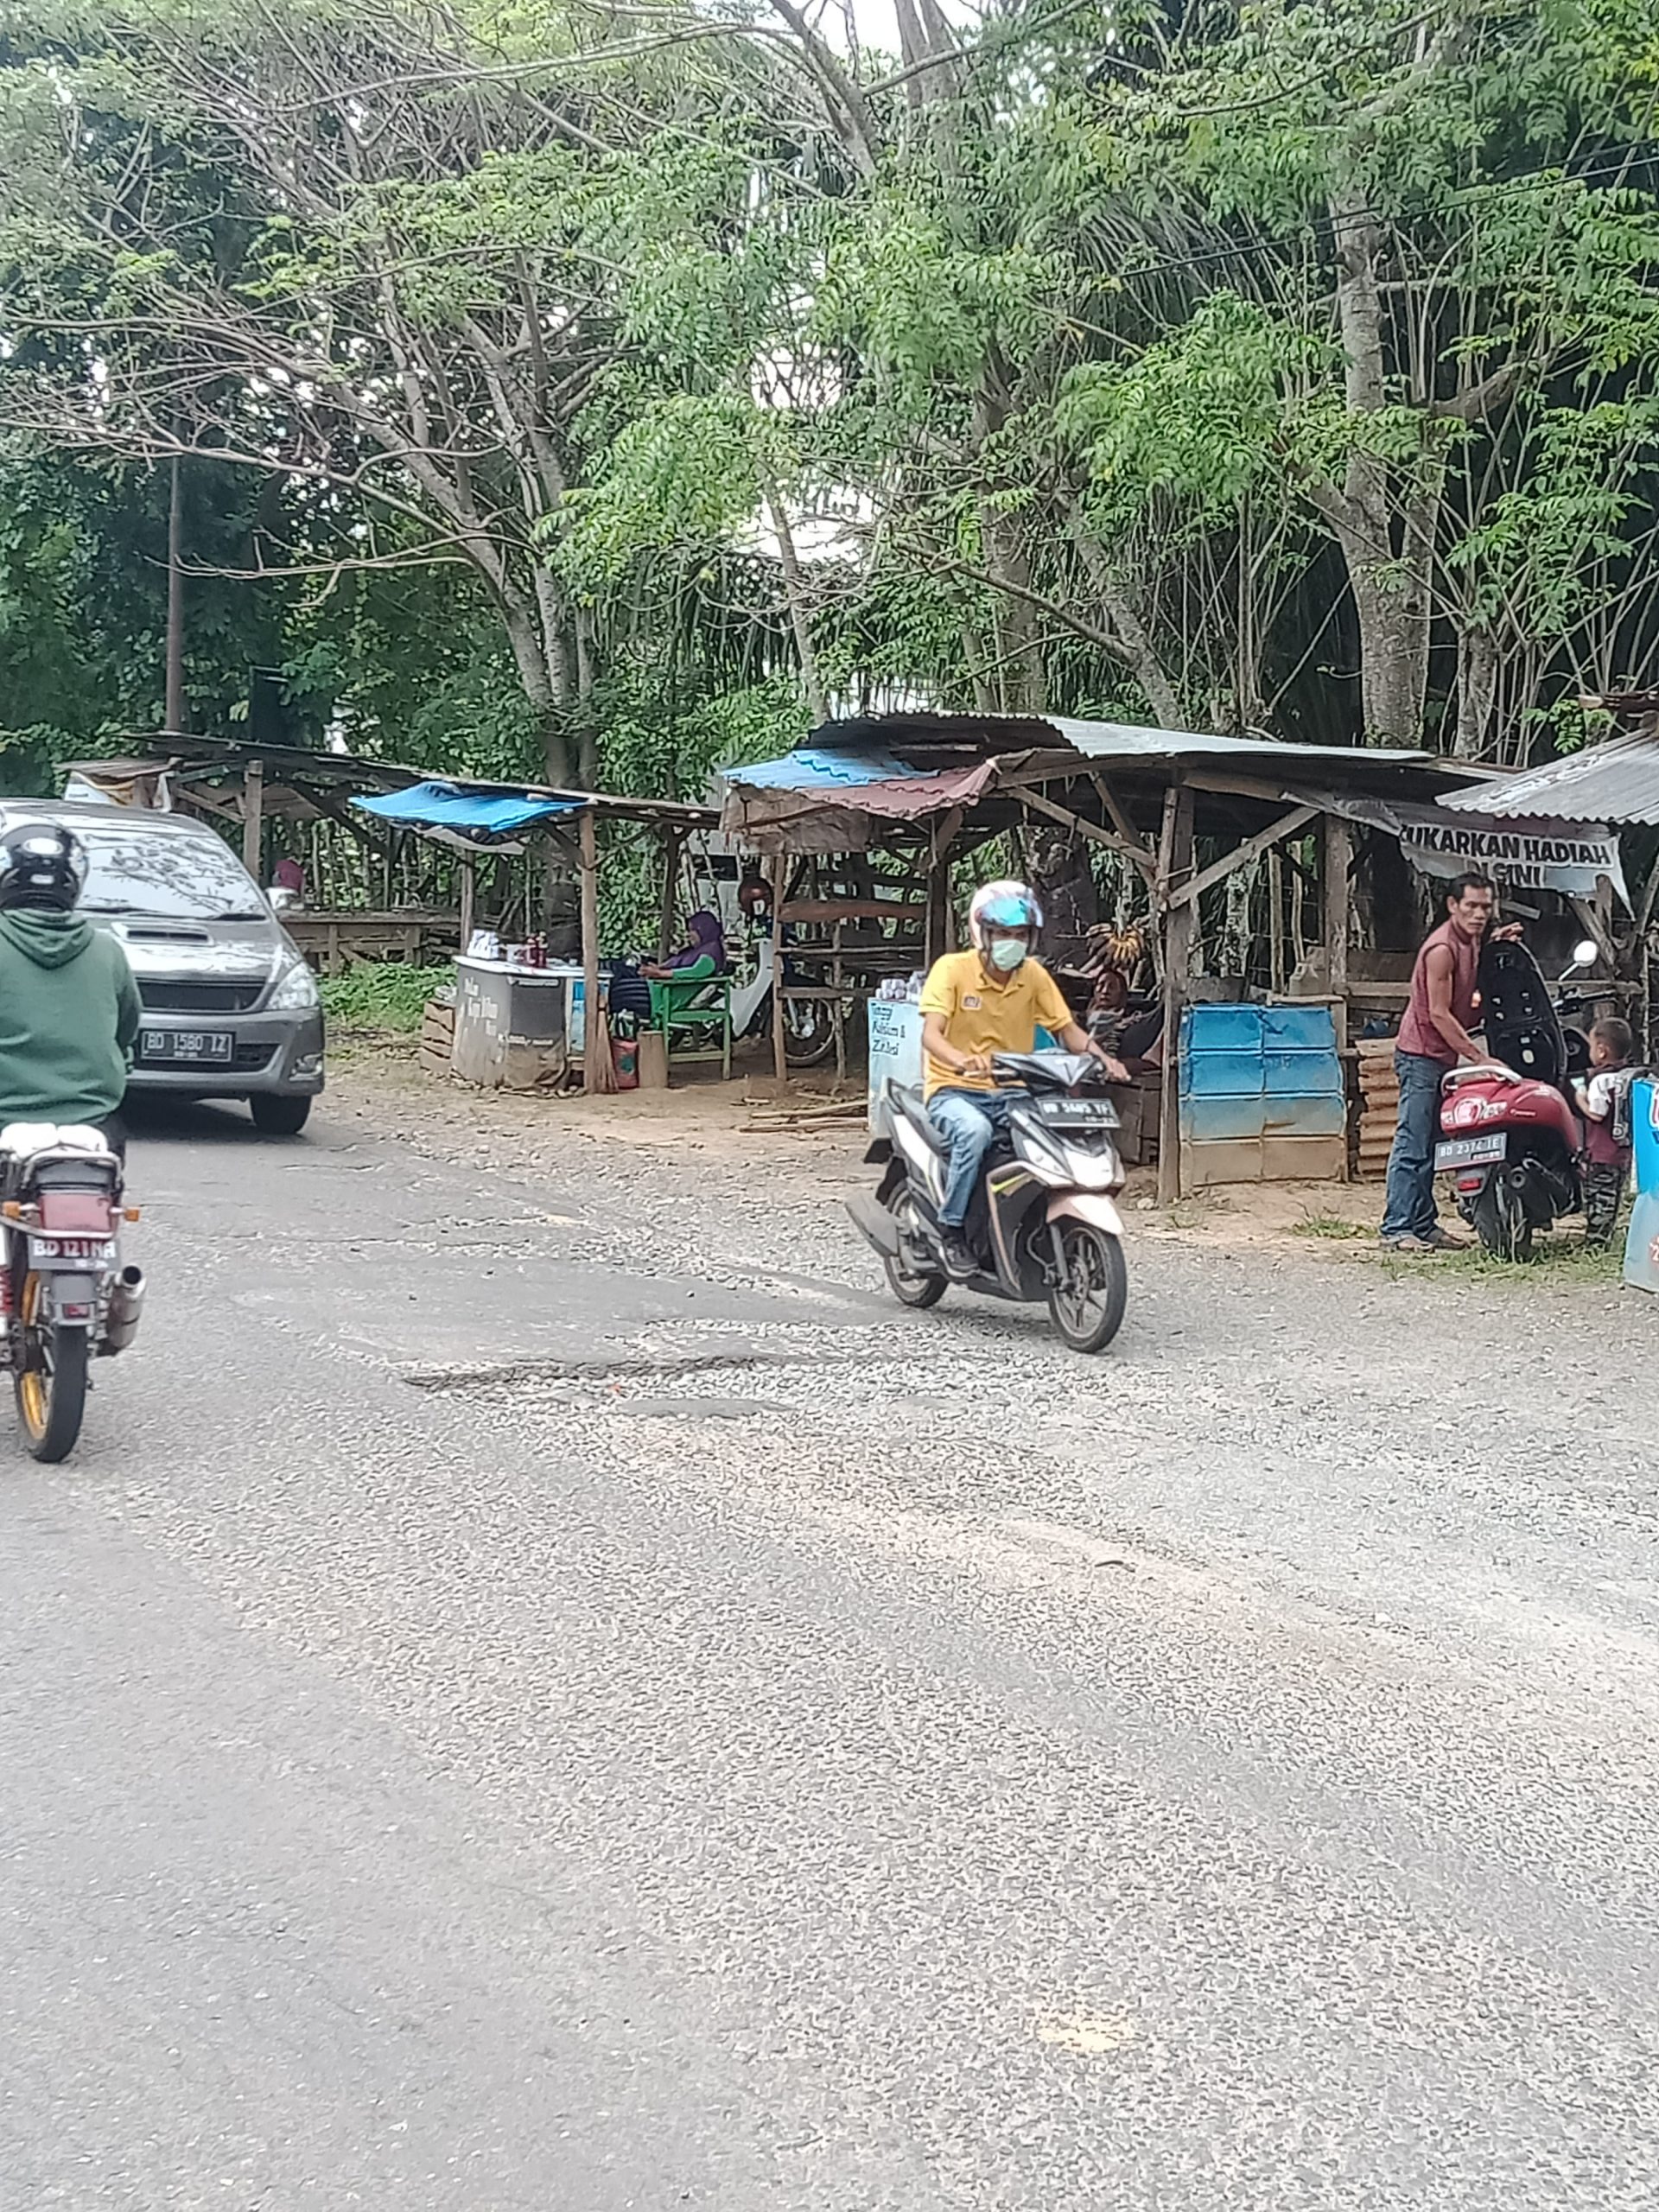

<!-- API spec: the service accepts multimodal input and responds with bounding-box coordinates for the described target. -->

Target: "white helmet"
[967,879,1044,955]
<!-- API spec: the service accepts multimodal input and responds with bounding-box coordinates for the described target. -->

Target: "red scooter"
[1433,937,1599,1260]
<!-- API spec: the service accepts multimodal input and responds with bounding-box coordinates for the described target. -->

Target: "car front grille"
[137,979,267,1014]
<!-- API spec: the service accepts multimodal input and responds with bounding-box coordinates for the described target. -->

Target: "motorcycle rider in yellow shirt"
[920,880,1127,1280]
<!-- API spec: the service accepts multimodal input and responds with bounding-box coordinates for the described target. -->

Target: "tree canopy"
[3,0,1657,796]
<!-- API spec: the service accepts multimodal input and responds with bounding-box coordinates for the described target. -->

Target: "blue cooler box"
[1624,1077,1659,1294]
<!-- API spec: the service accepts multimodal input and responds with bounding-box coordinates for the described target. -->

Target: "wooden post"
[458,857,476,950]
[1156,782,1195,1206]
[925,806,964,968]
[831,917,846,1082]
[1268,849,1285,994]
[770,854,788,1084]
[658,828,684,961]
[242,757,264,882]
[1323,814,1352,1051]
[580,807,602,1094]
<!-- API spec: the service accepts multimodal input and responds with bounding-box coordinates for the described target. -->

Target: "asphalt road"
[4,1090,1658,2210]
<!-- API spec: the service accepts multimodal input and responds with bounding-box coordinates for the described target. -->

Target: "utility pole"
[164,454,187,732]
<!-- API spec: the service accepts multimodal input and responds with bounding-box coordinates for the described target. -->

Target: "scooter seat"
[887,1083,950,1158]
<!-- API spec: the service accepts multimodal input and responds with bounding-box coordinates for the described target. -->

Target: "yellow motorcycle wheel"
[14,1273,90,1464]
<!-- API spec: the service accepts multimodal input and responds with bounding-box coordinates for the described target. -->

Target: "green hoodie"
[0,910,142,1126]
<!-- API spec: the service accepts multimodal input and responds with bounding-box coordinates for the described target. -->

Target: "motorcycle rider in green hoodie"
[0,823,141,1149]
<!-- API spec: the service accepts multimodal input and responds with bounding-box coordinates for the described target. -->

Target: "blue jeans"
[927,1088,1016,1229]
[1381,1050,1449,1241]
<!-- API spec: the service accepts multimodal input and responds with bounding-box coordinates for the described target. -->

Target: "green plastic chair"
[646,957,734,1081]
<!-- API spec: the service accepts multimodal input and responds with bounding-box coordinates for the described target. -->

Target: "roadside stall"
[348,778,716,1095]
[63,736,461,967]
[721,713,1625,1200]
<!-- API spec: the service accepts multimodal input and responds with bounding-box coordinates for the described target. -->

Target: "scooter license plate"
[1435,1133,1506,1171]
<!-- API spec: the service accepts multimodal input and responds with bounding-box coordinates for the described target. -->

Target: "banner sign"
[1304,792,1628,906]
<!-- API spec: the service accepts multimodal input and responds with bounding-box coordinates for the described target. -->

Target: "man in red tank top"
[1381,872,1520,1250]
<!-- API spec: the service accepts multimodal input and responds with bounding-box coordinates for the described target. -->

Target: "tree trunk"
[976,499,1047,711]
[763,480,829,724]
[1453,623,1499,760]
[502,601,569,785]
[1026,824,1097,969]
[1323,184,1439,747]
[1064,503,1182,727]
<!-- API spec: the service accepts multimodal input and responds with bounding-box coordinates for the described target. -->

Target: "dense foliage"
[3,0,1657,797]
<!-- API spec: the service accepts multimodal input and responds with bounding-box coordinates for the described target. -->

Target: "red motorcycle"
[1433,938,1599,1261]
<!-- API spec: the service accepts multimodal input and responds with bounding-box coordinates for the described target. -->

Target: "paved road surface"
[4,1092,1657,2209]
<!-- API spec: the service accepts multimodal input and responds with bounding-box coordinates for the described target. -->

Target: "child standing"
[1575,1017,1636,1249]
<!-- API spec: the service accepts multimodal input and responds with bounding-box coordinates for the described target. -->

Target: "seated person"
[921,879,1128,1280]
[640,910,727,982]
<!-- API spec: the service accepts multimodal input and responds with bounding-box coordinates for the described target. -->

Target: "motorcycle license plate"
[27,1236,116,1263]
[142,1028,233,1064]
[1434,1133,1506,1171]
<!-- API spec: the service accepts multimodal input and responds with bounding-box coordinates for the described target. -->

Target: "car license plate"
[142,1028,233,1064]
[1435,1132,1506,1171]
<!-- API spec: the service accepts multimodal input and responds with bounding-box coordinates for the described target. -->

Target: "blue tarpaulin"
[352,781,583,848]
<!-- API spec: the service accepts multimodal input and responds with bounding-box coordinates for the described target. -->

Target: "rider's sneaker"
[938,1230,978,1281]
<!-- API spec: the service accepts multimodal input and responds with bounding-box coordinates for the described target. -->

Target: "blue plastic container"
[1179,1002,1347,1182]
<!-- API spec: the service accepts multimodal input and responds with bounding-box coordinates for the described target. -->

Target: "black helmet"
[0,823,89,913]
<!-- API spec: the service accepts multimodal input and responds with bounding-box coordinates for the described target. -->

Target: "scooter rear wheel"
[1046,1224,1128,1353]
[1472,1174,1534,1262]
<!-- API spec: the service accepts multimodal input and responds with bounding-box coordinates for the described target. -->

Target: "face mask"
[988,936,1027,972]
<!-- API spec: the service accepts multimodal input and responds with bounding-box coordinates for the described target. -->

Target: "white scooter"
[849,1051,1130,1353]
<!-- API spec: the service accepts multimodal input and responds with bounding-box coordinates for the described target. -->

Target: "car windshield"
[76,824,268,922]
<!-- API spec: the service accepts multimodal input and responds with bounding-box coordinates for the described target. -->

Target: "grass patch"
[1371,1229,1625,1291]
[320,962,450,1034]
[1293,1210,1370,1241]
[1435,1235,1625,1288]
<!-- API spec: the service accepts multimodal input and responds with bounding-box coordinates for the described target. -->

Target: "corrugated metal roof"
[726,716,1450,797]
[1439,734,1659,825]
[724,747,923,791]
[1042,715,1430,769]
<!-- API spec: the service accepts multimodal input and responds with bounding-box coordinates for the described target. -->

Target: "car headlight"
[267,957,321,1013]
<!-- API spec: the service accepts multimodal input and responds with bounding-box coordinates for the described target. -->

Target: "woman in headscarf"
[643,909,728,979]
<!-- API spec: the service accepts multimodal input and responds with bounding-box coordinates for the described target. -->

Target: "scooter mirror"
[1571,938,1599,969]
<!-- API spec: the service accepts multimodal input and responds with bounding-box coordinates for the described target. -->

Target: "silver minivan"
[1,799,325,1134]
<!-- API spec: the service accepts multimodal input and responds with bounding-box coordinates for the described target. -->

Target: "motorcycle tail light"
[40,1192,115,1234]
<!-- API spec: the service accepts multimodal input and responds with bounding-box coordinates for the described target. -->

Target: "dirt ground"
[330,1033,1635,1291]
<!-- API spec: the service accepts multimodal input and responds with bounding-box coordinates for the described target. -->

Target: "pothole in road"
[401,1344,852,1394]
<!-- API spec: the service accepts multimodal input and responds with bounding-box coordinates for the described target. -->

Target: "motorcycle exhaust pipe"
[846,1195,902,1258]
[104,1265,145,1354]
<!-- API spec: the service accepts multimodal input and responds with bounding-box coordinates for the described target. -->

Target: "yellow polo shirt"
[918,951,1073,1097]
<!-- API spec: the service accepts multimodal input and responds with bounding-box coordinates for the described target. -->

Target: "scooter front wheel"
[1046,1224,1128,1353]
[884,1240,949,1308]
[1472,1174,1534,1262]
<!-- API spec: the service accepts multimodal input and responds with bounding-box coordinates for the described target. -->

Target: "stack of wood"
[1354,1037,1398,1179]
[418,994,455,1079]
[741,1096,865,1136]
